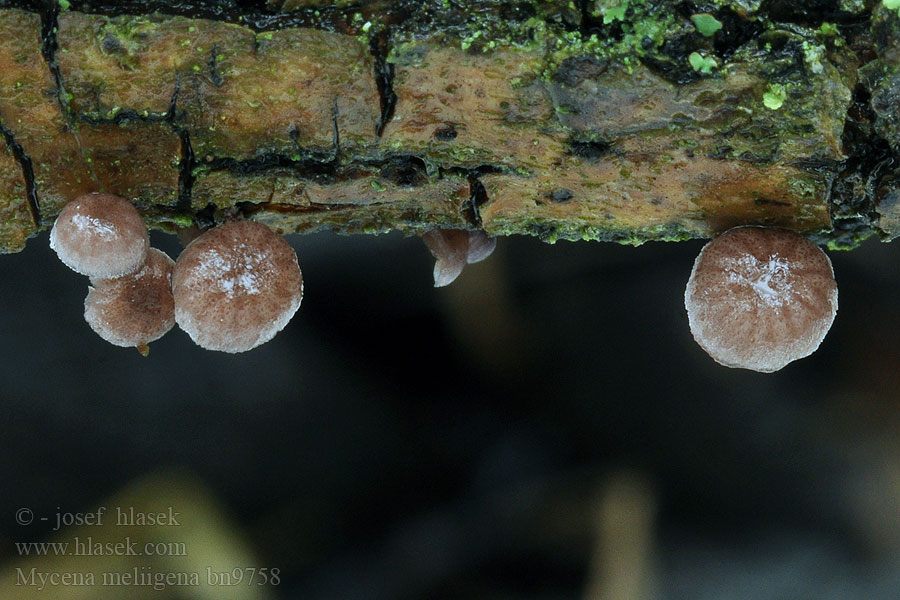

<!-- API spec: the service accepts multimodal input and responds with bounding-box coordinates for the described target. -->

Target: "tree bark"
[0,0,897,254]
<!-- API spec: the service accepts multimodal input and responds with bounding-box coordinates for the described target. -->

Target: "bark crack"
[169,77,196,218]
[39,1,70,127]
[823,82,894,248]
[576,0,593,36]
[40,2,106,192]
[445,165,505,228]
[371,29,397,139]
[0,120,41,226]
[208,44,224,88]
[332,97,341,163]
[466,174,487,227]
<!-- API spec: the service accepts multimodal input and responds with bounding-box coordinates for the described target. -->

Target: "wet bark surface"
[0,0,898,253]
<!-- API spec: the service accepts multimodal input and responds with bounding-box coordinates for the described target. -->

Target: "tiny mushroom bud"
[684,226,838,373]
[423,228,469,287]
[84,248,175,353]
[50,193,149,278]
[172,220,303,353]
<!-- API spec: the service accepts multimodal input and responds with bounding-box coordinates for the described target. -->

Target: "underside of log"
[0,0,898,254]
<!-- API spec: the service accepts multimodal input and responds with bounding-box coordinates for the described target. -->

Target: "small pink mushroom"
[423,229,468,287]
[466,230,497,264]
[172,221,303,353]
[684,226,838,373]
[84,248,175,354]
[50,193,149,278]
[422,229,497,287]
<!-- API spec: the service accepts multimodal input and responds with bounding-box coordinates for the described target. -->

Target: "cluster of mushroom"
[684,226,838,373]
[421,229,497,287]
[50,193,303,354]
[422,223,838,373]
[47,194,834,370]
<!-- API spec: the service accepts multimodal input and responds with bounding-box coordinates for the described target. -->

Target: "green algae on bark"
[57,11,380,161]
[0,0,892,252]
[382,38,567,173]
[0,8,182,232]
[862,4,900,240]
[478,26,850,241]
[0,136,33,253]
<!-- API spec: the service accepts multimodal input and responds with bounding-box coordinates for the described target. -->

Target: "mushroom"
[684,226,838,372]
[423,229,468,287]
[466,230,497,264]
[422,229,497,287]
[172,220,303,353]
[84,248,176,355]
[49,193,149,279]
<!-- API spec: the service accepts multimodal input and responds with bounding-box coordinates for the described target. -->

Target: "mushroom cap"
[84,248,176,348]
[685,226,838,372]
[466,230,497,264]
[172,221,303,353]
[423,229,468,287]
[50,193,149,278]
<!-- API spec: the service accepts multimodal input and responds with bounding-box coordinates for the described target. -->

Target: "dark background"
[1,229,898,599]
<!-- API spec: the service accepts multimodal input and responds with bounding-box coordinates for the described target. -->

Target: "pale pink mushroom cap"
[423,229,468,287]
[466,230,497,264]
[84,248,175,348]
[685,226,838,373]
[172,221,303,353]
[422,229,497,287]
[50,193,149,278]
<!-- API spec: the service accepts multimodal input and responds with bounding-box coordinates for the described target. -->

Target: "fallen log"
[0,0,897,253]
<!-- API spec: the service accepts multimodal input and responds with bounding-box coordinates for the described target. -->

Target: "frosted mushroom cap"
[50,193,149,278]
[84,248,176,348]
[684,226,838,373]
[172,221,303,353]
